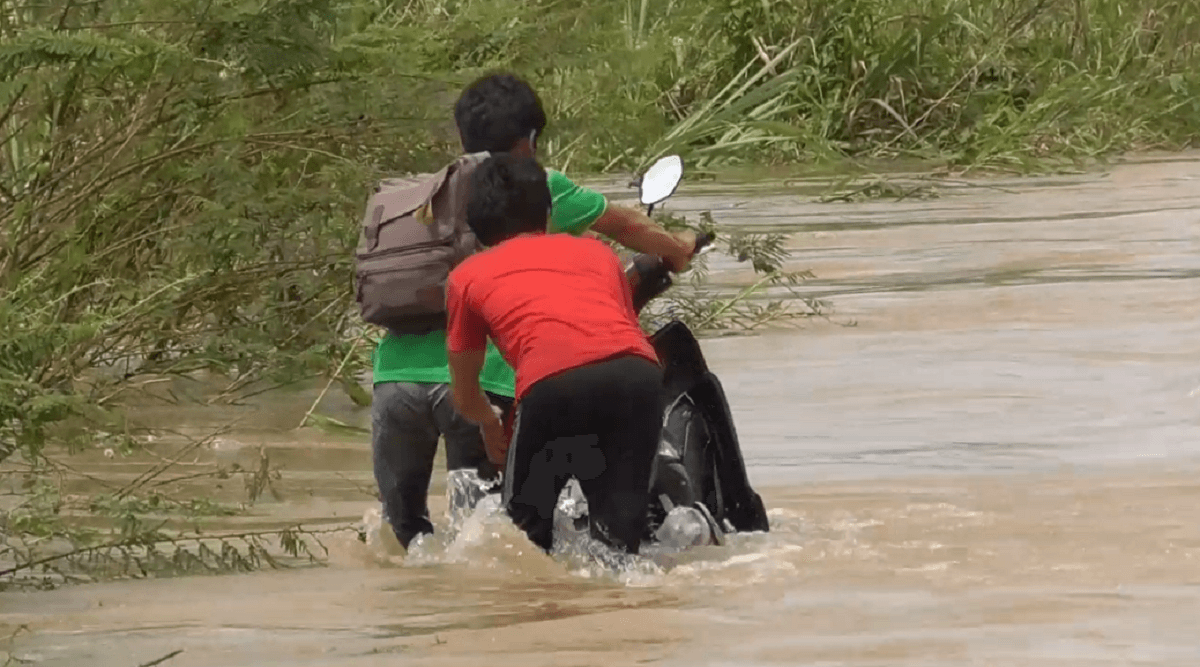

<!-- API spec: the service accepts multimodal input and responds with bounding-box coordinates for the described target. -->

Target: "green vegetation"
[2,0,1197,587]
[627,210,835,336]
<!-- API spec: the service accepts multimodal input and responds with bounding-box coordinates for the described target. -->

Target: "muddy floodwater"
[3,154,1200,666]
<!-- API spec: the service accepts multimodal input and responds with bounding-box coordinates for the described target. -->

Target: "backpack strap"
[437,150,492,244]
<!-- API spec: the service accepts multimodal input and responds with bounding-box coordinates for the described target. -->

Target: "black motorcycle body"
[627,254,770,544]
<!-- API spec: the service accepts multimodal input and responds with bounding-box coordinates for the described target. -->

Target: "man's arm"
[445,275,495,425]
[447,349,500,426]
[445,273,508,464]
[547,169,695,271]
[590,204,696,273]
[447,349,507,465]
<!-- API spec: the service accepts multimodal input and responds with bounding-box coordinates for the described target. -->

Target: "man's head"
[466,153,552,247]
[454,73,547,156]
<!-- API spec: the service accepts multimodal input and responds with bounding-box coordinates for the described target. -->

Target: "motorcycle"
[625,155,770,548]
[447,155,770,550]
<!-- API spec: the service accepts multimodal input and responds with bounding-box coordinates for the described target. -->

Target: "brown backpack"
[354,152,490,337]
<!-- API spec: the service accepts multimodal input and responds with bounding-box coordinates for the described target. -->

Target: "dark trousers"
[501,355,663,555]
[370,381,513,548]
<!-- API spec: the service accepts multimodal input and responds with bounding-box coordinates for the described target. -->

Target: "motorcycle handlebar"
[626,230,714,314]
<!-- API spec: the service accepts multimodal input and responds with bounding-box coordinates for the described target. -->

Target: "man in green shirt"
[371,72,696,550]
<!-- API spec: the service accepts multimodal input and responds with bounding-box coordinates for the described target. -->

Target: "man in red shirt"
[445,153,664,555]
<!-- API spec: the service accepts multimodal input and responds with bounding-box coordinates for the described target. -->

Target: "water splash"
[446,469,497,527]
[358,471,803,588]
[655,506,721,548]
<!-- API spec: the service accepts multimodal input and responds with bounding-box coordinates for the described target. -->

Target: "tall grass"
[1,0,1198,586]
[441,0,1200,171]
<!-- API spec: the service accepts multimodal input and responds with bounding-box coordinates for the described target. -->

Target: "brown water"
[3,154,1200,666]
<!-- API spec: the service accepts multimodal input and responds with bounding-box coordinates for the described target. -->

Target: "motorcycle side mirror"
[637,155,683,215]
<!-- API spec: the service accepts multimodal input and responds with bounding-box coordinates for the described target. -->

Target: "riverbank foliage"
[2,0,1198,585]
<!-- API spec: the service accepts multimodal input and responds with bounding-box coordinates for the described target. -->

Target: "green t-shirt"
[371,169,609,397]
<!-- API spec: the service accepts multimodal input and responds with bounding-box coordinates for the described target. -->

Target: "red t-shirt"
[445,233,660,401]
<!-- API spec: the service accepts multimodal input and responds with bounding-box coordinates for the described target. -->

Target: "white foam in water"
[360,505,403,557]
[361,471,792,587]
[655,506,716,549]
[395,469,510,566]
[442,492,507,563]
[556,479,589,520]
[445,468,497,536]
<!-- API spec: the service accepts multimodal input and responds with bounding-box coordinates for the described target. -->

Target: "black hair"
[454,72,547,153]
[466,154,552,247]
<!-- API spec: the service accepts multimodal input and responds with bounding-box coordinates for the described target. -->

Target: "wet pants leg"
[371,382,509,548]
[501,356,663,554]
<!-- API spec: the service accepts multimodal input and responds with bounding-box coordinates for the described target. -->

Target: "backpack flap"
[361,167,452,252]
